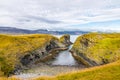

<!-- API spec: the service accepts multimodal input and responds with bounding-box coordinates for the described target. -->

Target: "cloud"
[0,0,120,31]
[25,15,62,24]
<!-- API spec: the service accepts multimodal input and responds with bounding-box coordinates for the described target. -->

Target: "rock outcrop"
[71,33,120,67]
[59,34,72,47]
[20,39,66,66]
[0,34,67,76]
[15,38,68,75]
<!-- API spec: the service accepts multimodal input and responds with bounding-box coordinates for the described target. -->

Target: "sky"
[0,0,120,31]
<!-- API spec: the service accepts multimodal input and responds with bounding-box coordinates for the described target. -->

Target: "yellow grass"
[72,33,120,64]
[0,34,58,76]
[35,60,120,80]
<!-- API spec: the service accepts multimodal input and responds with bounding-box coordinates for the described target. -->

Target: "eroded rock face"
[59,34,72,47]
[71,33,120,67]
[7,34,73,75]
[0,34,69,76]
[20,40,62,66]
[14,39,68,75]
[45,40,59,52]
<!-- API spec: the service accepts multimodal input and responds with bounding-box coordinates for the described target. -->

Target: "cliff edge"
[71,33,120,67]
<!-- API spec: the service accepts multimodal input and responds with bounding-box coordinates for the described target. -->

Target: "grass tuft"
[0,34,58,76]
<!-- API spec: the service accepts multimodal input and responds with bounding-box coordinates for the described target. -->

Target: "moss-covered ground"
[0,34,57,76]
[72,33,120,64]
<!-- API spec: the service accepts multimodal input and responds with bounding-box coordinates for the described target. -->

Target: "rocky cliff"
[0,34,67,76]
[59,34,72,47]
[71,33,120,67]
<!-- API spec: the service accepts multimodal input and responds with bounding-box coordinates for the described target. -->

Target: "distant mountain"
[0,26,89,35]
[0,27,32,34]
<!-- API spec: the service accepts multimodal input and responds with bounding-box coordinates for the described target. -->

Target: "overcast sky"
[0,0,120,31]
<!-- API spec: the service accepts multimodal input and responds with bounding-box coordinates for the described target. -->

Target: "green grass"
[0,77,19,80]
[1,33,120,80]
[0,34,58,76]
[1,60,120,80]
[57,60,120,80]
[35,60,120,80]
[72,33,120,64]
[35,33,120,80]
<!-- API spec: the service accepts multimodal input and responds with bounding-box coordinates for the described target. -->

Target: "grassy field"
[35,33,120,80]
[0,77,18,80]
[0,34,58,76]
[0,33,120,80]
[72,33,120,65]
[0,60,120,80]
[35,60,120,80]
